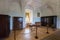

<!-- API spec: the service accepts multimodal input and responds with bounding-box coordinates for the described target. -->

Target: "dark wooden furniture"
[41,16,57,28]
[13,17,23,30]
[35,22,41,27]
[0,14,10,38]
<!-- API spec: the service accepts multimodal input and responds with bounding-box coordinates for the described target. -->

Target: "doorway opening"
[25,9,33,27]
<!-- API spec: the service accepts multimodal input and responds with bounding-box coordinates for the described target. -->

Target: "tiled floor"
[5,27,59,40]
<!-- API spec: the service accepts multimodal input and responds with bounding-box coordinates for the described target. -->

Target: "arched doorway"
[25,9,33,27]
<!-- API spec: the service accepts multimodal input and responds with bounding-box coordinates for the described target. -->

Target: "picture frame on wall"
[37,12,40,17]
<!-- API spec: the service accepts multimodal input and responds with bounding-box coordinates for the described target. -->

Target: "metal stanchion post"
[14,29,16,40]
[35,25,38,39]
[46,24,49,34]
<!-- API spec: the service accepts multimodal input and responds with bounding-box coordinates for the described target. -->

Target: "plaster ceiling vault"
[0,0,55,9]
[21,0,42,9]
[0,0,59,15]
[0,0,58,9]
[21,0,58,13]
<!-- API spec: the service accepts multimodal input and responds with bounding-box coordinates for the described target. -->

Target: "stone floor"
[5,27,59,40]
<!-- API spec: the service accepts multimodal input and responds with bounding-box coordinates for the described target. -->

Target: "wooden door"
[0,15,10,38]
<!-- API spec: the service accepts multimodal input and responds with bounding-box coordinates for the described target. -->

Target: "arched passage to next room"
[25,9,33,27]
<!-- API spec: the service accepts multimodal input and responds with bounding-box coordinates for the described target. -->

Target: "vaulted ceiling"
[24,0,41,8]
[21,0,58,10]
[0,0,58,10]
[21,0,43,9]
[0,0,59,14]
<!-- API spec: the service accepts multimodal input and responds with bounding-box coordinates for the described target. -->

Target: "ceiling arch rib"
[21,0,41,10]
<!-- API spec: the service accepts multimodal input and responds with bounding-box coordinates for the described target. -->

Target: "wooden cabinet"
[41,16,57,28]
[0,14,10,38]
[41,17,47,26]
[13,17,23,30]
